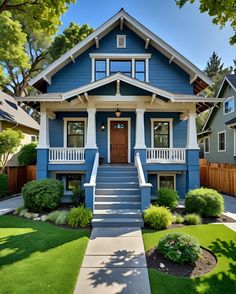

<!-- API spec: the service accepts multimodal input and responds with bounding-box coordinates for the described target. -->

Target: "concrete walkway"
[74,227,151,294]
[222,194,236,221]
[0,195,23,216]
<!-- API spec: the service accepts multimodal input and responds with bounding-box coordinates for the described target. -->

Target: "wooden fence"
[200,159,236,196]
[7,165,36,194]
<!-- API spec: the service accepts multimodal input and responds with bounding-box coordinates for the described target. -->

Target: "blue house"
[18,9,219,226]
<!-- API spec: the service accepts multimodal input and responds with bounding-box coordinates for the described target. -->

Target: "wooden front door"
[110,121,128,163]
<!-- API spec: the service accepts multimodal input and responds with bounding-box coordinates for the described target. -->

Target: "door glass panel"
[113,123,126,129]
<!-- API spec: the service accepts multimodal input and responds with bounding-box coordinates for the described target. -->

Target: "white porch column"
[85,108,97,149]
[186,111,199,149]
[38,111,49,148]
[134,108,146,149]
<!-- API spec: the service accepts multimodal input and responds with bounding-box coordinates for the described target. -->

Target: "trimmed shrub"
[184,213,202,225]
[143,205,174,230]
[18,143,37,166]
[68,205,93,227]
[174,213,184,224]
[157,233,202,264]
[0,174,8,198]
[71,187,85,207]
[48,210,69,225]
[157,188,179,209]
[22,179,64,212]
[185,188,224,217]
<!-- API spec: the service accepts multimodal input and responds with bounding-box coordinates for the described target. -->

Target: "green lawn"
[0,215,90,294]
[142,225,236,294]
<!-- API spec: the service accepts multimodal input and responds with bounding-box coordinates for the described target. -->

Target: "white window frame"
[151,118,173,148]
[157,173,176,190]
[218,130,226,152]
[63,117,87,148]
[204,136,210,153]
[90,54,151,82]
[223,96,234,115]
[117,35,126,48]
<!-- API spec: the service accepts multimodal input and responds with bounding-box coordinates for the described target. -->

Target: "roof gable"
[29,8,211,94]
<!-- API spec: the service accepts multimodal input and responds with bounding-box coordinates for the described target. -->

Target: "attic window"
[117,35,126,48]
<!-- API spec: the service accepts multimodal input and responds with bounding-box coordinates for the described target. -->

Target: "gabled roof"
[29,8,211,94]
[0,91,39,131]
[17,73,222,113]
[201,74,236,134]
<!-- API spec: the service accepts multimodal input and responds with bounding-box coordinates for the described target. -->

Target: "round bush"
[185,188,224,217]
[0,174,8,198]
[68,205,93,227]
[157,188,179,209]
[143,205,174,230]
[157,233,202,264]
[22,179,63,212]
[18,143,37,166]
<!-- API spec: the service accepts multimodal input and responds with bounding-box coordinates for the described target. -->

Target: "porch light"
[115,105,121,117]
[101,122,105,131]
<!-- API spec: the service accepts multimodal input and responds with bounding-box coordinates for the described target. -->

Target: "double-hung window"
[204,137,210,153]
[67,121,85,148]
[110,60,132,77]
[135,60,145,81]
[152,120,172,148]
[95,60,106,81]
[224,97,234,115]
[218,131,226,152]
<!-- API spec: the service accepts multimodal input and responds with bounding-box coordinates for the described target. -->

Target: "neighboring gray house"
[199,74,236,164]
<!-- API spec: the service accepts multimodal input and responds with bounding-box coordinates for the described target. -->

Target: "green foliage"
[143,205,174,230]
[185,188,224,217]
[204,51,224,78]
[157,188,179,209]
[48,210,69,225]
[0,173,8,197]
[18,143,37,166]
[176,0,236,45]
[157,232,202,264]
[71,187,85,207]
[0,129,23,172]
[174,213,185,224]
[22,179,64,212]
[184,213,202,225]
[48,22,94,61]
[67,205,93,227]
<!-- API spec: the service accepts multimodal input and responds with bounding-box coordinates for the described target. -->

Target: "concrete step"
[95,195,140,202]
[94,201,141,210]
[93,209,142,218]
[95,188,140,195]
[92,217,144,227]
[96,182,139,189]
[96,176,138,182]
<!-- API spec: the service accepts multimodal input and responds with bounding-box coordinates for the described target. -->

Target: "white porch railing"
[146,148,186,164]
[49,148,85,164]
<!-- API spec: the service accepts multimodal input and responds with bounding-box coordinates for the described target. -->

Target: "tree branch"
[0,0,40,13]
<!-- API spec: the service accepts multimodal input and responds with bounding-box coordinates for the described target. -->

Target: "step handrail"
[135,153,152,188]
[86,152,99,186]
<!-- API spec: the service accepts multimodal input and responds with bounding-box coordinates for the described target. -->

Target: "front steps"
[92,165,144,227]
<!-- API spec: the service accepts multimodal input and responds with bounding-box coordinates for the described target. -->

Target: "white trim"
[117,35,126,48]
[234,129,236,157]
[91,58,95,82]
[157,173,176,190]
[223,96,234,115]
[107,117,131,163]
[218,130,226,152]
[145,58,149,82]
[28,9,211,88]
[151,118,173,148]
[217,76,236,98]
[90,53,152,59]
[63,117,87,148]
[204,136,210,153]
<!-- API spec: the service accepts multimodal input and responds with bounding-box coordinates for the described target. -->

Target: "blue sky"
[59,0,235,70]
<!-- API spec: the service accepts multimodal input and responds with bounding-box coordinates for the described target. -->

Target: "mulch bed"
[146,247,217,277]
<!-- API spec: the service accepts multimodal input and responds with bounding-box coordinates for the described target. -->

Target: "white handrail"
[135,153,152,187]
[86,152,99,186]
[146,148,186,163]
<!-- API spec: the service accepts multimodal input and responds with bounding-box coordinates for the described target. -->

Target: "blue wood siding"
[47,26,193,94]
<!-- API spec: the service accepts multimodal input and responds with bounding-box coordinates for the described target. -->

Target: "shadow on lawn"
[0,216,89,269]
